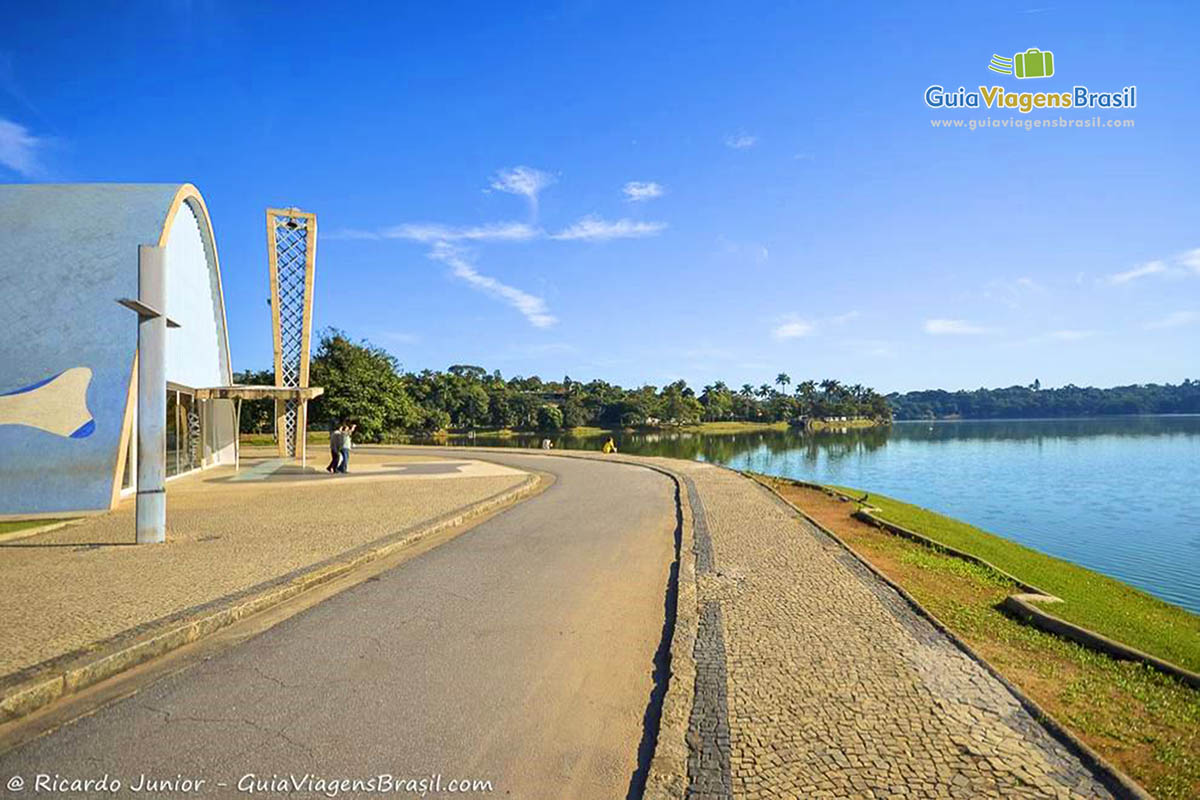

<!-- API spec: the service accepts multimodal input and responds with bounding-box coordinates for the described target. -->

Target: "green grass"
[832,485,1200,673]
[240,431,332,446]
[805,418,885,431]
[0,519,64,536]
[685,421,788,434]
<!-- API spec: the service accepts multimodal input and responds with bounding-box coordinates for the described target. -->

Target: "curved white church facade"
[0,184,238,517]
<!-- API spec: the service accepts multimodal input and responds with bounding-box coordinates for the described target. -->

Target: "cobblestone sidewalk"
[658,461,1114,800]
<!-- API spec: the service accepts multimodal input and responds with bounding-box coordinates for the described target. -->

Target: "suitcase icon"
[1014,48,1054,79]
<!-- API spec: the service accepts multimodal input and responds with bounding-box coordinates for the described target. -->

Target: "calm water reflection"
[428,416,1200,614]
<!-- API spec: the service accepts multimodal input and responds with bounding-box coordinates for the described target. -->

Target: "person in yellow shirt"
[602,437,618,454]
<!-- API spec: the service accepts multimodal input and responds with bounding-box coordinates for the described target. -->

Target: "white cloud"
[1145,310,1199,330]
[0,117,45,177]
[772,316,815,340]
[429,243,556,328]
[829,310,861,325]
[724,132,758,149]
[550,216,666,241]
[622,181,664,202]
[1176,248,1200,275]
[923,319,992,335]
[383,221,539,243]
[1106,260,1169,285]
[489,166,555,217]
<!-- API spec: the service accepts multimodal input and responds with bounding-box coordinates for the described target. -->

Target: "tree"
[775,373,792,391]
[536,404,564,431]
[309,329,419,441]
[233,369,275,433]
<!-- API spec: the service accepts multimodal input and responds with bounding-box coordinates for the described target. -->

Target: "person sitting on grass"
[602,436,617,454]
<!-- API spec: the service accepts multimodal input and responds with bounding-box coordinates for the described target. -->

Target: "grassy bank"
[683,421,788,434]
[763,477,1200,799]
[804,417,885,431]
[832,485,1200,674]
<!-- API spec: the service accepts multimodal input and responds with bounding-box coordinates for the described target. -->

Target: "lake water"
[428,416,1200,614]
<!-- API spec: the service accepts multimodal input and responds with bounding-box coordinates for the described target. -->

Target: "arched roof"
[0,183,232,516]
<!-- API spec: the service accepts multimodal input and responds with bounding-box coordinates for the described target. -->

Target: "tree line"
[235,329,892,441]
[887,380,1200,420]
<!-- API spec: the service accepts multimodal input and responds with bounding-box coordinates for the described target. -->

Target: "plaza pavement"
[0,450,528,679]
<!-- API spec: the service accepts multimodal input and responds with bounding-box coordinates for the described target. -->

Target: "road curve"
[0,450,678,799]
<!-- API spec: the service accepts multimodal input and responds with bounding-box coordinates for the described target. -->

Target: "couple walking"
[327,422,356,473]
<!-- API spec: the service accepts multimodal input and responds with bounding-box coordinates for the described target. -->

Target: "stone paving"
[0,451,528,677]
[654,460,1115,800]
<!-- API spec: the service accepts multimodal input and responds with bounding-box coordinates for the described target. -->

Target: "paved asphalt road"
[0,450,678,799]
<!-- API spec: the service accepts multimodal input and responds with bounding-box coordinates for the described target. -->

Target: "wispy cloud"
[724,132,758,150]
[1145,310,1199,330]
[923,319,993,335]
[550,216,667,241]
[429,243,556,328]
[622,181,664,202]
[1104,248,1200,285]
[489,166,555,218]
[772,316,815,340]
[829,310,861,325]
[1106,260,1169,285]
[1177,248,1200,275]
[0,117,46,177]
[382,221,539,243]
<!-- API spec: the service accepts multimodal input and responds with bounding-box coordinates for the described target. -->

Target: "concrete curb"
[781,476,1200,692]
[0,471,546,725]
[1002,595,1200,690]
[748,473,1155,800]
[385,446,699,800]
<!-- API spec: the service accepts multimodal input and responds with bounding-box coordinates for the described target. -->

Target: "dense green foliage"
[236,329,891,441]
[889,380,1200,420]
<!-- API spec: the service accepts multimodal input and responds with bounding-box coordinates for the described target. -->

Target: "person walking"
[326,421,343,473]
[337,423,356,473]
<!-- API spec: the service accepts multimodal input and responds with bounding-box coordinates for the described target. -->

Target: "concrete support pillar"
[136,245,167,544]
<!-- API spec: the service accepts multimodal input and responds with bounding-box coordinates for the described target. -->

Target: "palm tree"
[775,373,791,391]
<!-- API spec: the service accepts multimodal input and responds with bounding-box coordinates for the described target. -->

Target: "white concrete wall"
[163,200,236,466]
[164,201,226,389]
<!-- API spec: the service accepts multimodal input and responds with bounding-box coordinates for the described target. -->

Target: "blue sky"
[2,1,1197,392]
